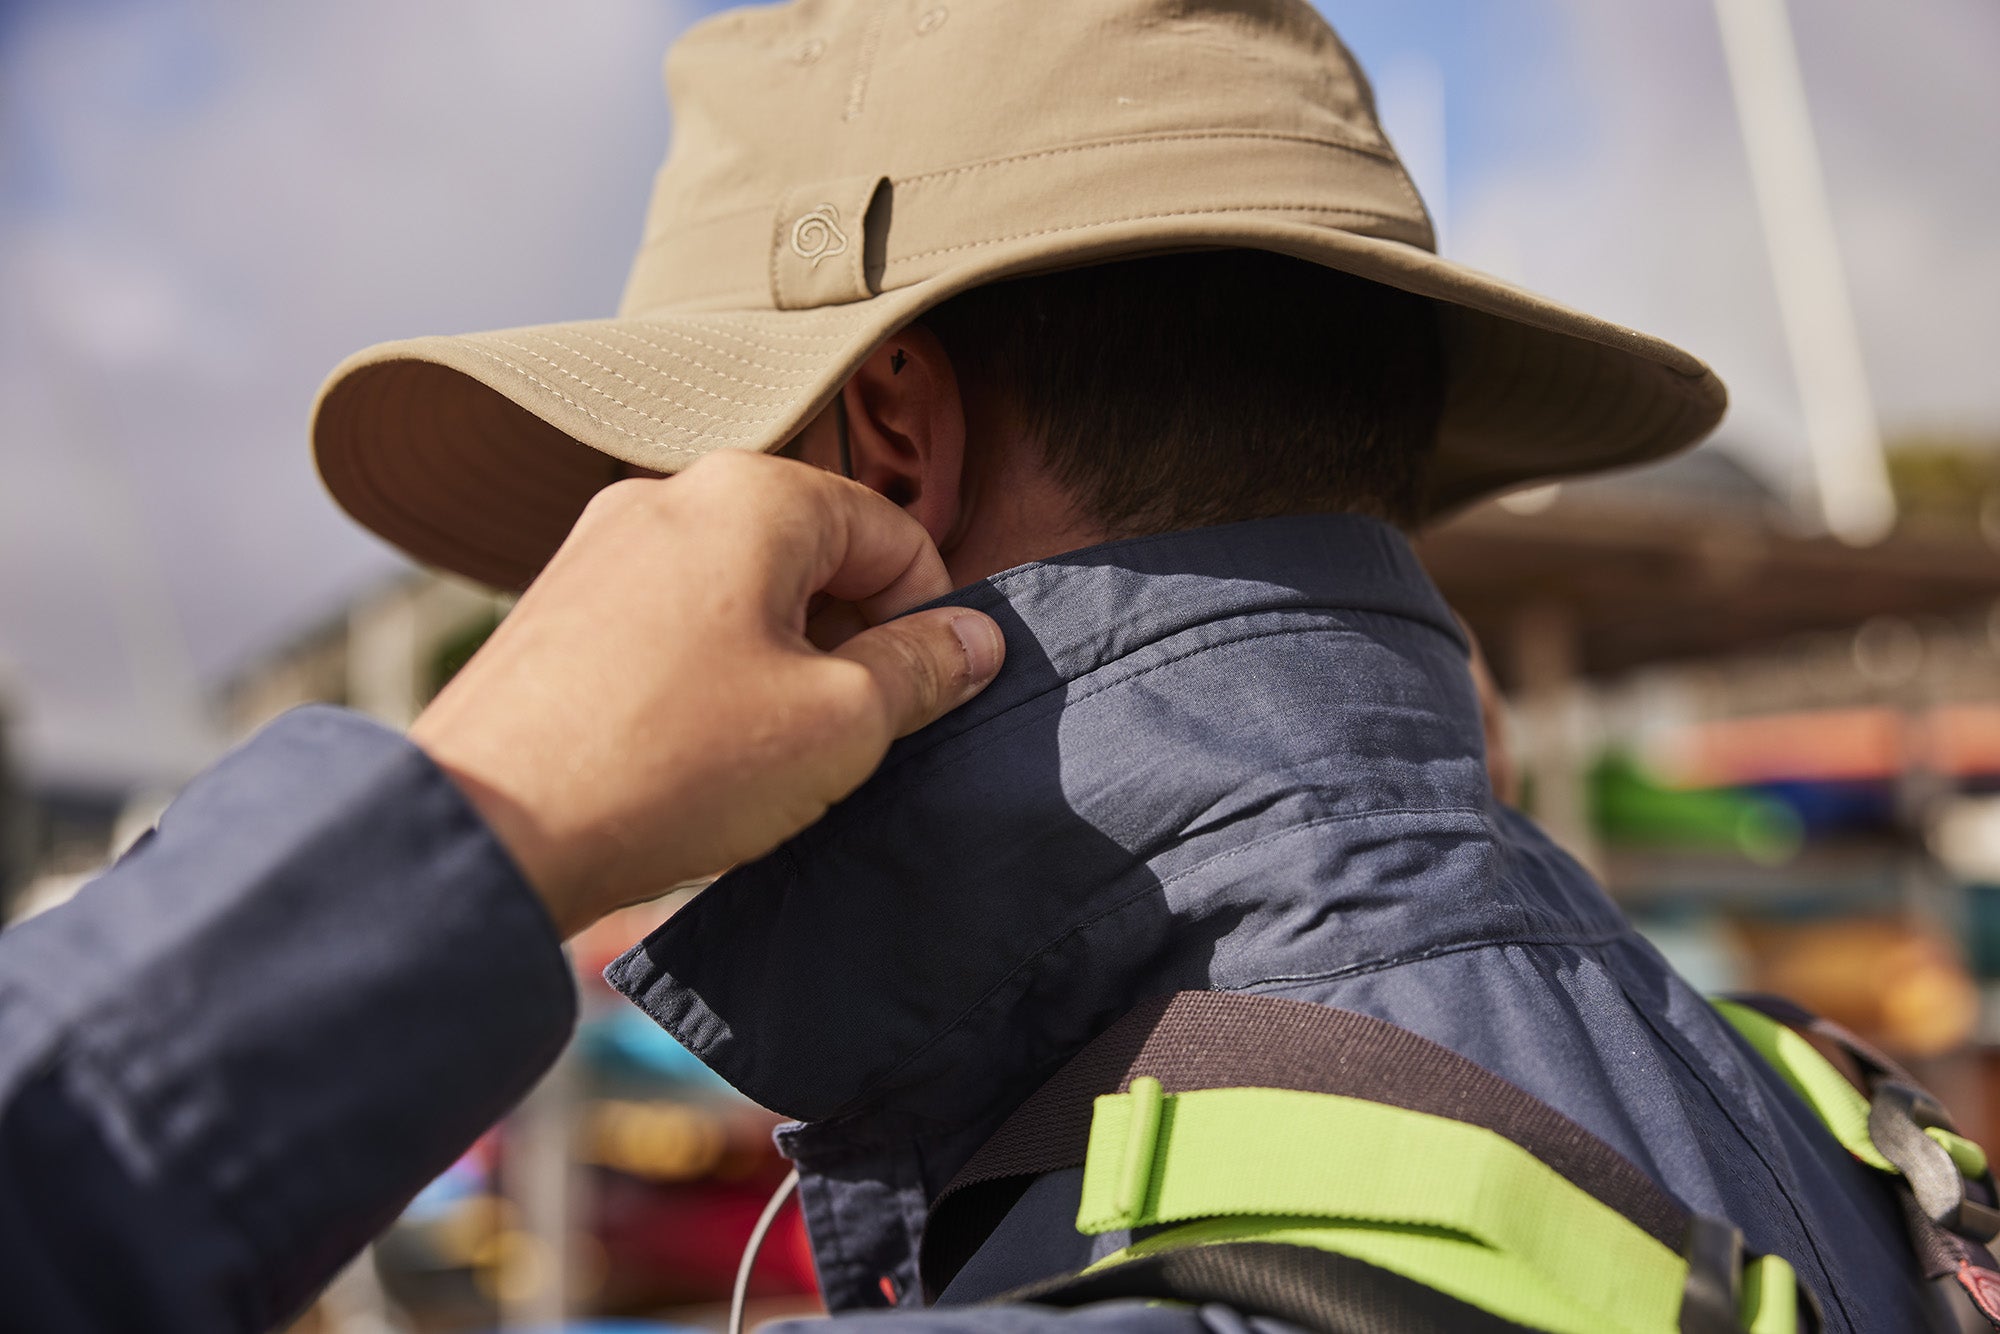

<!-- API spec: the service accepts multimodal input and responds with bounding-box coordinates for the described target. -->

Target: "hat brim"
[313,217,1725,590]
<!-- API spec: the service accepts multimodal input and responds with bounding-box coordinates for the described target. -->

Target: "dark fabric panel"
[1003,1241,1534,1334]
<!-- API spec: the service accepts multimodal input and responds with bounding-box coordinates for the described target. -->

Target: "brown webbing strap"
[1722,993,2000,1330]
[918,989,1692,1304]
[1002,1240,1537,1334]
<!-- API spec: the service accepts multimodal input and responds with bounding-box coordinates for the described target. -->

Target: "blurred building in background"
[219,573,509,736]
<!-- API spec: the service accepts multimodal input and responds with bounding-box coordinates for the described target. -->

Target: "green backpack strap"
[931,991,1815,1333]
[1060,1076,1795,1334]
[1712,994,2000,1329]
[1710,999,1987,1183]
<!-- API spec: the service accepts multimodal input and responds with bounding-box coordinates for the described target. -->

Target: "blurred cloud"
[1,0,1994,784]
[0,0,699,782]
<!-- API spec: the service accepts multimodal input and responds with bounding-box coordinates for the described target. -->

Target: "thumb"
[831,608,1006,739]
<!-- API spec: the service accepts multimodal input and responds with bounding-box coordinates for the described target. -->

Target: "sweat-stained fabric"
[608,513,1937,1334]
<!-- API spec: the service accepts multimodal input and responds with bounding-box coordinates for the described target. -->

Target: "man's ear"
[840,326,967,548]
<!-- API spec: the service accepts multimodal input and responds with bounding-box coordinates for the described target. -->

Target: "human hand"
[408,452,1005,937]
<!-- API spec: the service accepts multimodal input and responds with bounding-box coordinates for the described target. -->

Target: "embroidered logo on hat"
[789,205,848,268]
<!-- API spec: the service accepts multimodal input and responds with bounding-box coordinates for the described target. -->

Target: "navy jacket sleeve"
[0,706,577,1332]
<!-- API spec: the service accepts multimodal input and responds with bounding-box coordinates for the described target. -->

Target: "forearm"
[0,707,576,1331]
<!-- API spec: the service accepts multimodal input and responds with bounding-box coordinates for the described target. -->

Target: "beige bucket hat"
[313,0,1727,590]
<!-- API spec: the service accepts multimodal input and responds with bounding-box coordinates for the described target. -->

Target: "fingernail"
[949,612,1005,685]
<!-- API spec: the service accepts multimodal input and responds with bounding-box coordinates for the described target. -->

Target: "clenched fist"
[410,452,1004,936]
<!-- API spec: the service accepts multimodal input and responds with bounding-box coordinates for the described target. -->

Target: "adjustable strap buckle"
[1677,1214,1744,1334]
[1869,1081,2000,1243]
[1678,1214,1818,1333]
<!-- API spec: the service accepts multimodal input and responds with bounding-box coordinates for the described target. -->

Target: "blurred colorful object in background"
[358,899,823,1331]
[1592,750,1805,864]
[1664,705,2000,788]
[1734,916,1981,1059]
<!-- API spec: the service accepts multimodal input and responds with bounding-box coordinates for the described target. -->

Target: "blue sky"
[1330,0,1582,194]
[2,0,1996,784]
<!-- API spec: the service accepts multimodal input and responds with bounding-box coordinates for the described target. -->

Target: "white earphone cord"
[729,1168,801,1334]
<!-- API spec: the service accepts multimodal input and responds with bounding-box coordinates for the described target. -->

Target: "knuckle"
[681,448,784,513]
[582,476,652,521]
[690,447,763,487]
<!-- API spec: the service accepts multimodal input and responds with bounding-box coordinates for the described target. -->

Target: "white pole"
[1712,0,1896,546]
[42,348,221,776]
[498,1042,579,1330]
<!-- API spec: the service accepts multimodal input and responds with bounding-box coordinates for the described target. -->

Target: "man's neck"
[936,449,1108,586]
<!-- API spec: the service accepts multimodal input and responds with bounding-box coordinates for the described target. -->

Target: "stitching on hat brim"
[510,330,802,410]
[608,322,831,370]
[570,326,812,392]
[479,335,776,433]
[454,344,747,449]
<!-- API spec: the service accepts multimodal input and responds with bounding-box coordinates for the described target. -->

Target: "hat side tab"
[772,175,891,309]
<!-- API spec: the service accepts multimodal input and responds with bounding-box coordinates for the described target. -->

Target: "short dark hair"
[922,250,1446,536]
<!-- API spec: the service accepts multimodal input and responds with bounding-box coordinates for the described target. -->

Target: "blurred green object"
[429,606,508,697]
[1591,751,1803,865]
[1885,436,2000,535]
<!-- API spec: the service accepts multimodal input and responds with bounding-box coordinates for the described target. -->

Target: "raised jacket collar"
[609,514,1469,1113]
[605,513,1574,1305]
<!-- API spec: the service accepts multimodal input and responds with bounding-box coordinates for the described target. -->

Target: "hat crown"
[621,0,1435,315]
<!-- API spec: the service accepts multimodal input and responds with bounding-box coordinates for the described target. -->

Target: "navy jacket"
[0,515,1931,1331]
[609,515,1934,1331]
[0,708,576,1330]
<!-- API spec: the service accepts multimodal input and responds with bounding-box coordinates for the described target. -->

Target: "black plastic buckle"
[1868,1081,2000,1242]
[1677,1214,1744,1333]
[1677,1216,1824,1333]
